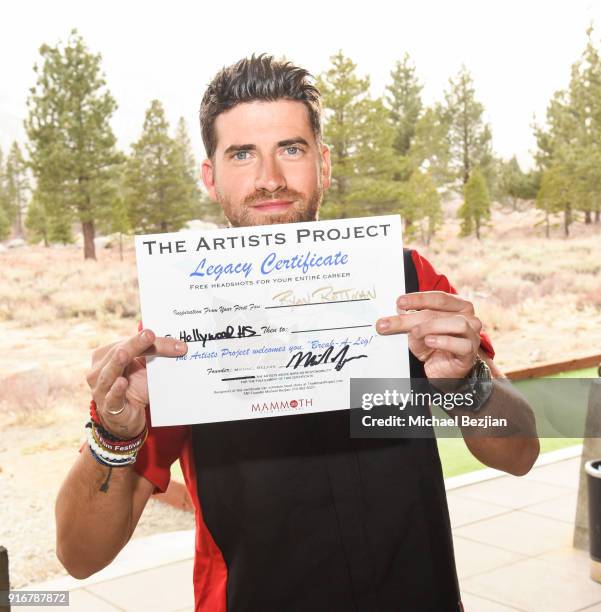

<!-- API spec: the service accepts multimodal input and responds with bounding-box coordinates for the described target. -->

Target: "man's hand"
[375,291,482,380]
[86,329,188,438]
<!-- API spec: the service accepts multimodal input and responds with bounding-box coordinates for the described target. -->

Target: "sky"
[2,0,601,171]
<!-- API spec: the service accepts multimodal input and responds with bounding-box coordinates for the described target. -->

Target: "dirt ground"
[0,205,600,588]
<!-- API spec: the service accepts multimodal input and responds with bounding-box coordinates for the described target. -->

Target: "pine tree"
[386,53,423,158]
[0,203,10,241]
[125,101,198,233]
[25,192,49,245]
[536,164,573,237]
[317,51,371,218]
[534,27,601,229]
[497,156,537,210]
[459,167,491,239]
[409,170,442,244]
[444,66,493,187]
[318,51,401,219]
[4,142,29,236]
[25,29,122,259]
[409,104,451,188]
[174,117,202,218]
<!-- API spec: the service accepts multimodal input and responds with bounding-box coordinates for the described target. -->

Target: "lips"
[251,200,294,213]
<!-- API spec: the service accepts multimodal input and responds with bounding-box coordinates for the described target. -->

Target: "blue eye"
[286,146,300,155]
[234,151,248,160]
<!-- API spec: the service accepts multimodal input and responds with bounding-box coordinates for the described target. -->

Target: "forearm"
[451,377,540,476]
[55,446,134,578]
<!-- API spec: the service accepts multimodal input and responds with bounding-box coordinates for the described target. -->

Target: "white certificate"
[135,215,409,426]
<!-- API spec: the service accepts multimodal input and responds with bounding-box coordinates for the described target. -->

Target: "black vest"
[191,248,461,611]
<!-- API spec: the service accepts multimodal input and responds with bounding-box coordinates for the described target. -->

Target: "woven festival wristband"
[92,423,148,454]
[86,425,138,465]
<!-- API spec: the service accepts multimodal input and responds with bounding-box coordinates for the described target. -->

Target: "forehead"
[213,99,315,151]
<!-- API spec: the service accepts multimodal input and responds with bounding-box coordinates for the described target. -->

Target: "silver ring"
[107,401,127,416]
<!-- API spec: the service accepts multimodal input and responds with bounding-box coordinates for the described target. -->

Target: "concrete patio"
[21,446,598,612]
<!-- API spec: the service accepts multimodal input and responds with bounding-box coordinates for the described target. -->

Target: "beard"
[218,185,323,228]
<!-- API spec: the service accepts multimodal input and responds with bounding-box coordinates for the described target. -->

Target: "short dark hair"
[199,54,322,159]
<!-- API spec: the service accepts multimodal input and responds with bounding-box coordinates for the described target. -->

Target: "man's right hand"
[86,329,188,439]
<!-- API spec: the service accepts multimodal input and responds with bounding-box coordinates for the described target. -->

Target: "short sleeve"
[410,249,495,360]
[78,408,189,495]
[132,406,190,494]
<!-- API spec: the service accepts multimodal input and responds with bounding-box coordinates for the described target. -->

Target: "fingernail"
[425,336,438,346]
[175,342,186,352]
[397,296,407,307]
[141,330,152,341]
[377,319,390,331]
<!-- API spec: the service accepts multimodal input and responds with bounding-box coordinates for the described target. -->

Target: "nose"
[254,155,286,193]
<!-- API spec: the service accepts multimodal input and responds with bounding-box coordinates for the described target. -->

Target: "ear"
[320,143,331,190]
[201,158,219,202]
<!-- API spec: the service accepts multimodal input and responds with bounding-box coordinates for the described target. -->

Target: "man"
[56,55,539,611]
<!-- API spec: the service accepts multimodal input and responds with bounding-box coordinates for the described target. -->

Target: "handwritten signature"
[178,325,257,347]
[272,285,376,306]
[285,344,368,371]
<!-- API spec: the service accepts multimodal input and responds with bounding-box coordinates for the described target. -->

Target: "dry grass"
[416,202,601,369]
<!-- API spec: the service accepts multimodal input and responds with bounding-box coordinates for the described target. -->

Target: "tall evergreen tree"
[317,51,370,218]
[25,29,122,259]
[174,117,203,218]
[409,104,451,188]
[536,163,573,237]
[458,166,490,239]
[386,53,423,158]
[444,66,493,187]
[534,27,601,228]
[318,51,401,219]
[125,100,198,233]
[407,169,442,244]
[25,192,49,245]
[4,142,29,236]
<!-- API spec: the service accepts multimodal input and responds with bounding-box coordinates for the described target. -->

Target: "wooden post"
[0,546,9,612]
[574,377,601,551]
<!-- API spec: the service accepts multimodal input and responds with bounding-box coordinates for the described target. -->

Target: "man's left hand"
[375,291,483,380]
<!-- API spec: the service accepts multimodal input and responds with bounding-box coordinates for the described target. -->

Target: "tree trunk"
[564,206,571,238]
[475,217,481,240]
[545,211,550,238]
[585,210,592,225]
[16,196,23,237]
[0,546,9,612]
[595,209,600,224]
[82,220,96,260]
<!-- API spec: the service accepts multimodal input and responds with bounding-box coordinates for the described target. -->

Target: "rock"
[7,238,26,249]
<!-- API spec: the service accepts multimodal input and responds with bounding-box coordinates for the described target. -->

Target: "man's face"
[201,99,331,227]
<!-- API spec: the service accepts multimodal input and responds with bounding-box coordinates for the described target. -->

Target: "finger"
[87,344,119,390]
[92,341,118,366]
[95,347,129,398]
[377,311,482,336]
[411,315,482,342]
[140,335,188,357]
[376,309,438,334]
[103,376,129,414]
[396,291,475,315]
[423,334,475,358]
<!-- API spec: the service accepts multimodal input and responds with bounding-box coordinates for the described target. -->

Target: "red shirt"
[129,248,494,612]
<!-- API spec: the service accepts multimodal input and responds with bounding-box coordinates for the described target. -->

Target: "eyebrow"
[223,137,310,158]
